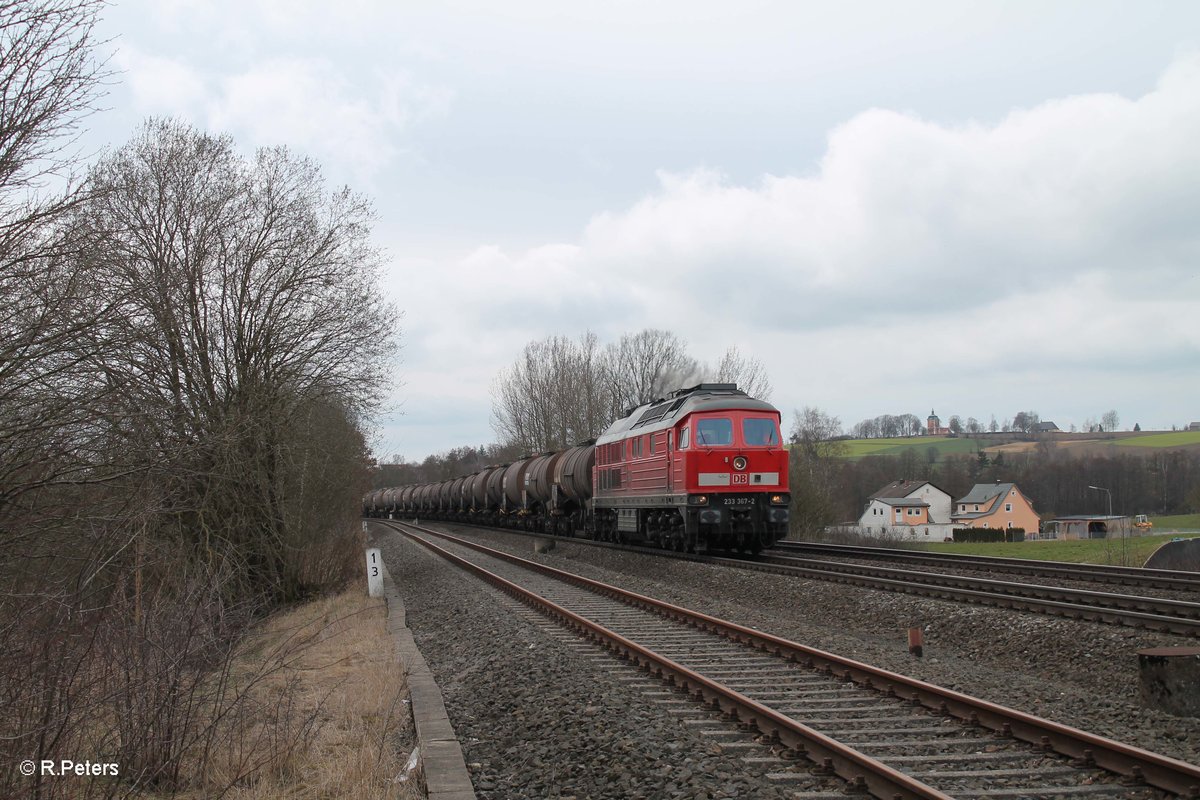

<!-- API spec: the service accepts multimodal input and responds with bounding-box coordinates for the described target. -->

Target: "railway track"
[771,541,1200,594]
[382,520,1200,800]
[379,515,1200,636]
[752,552,1200,637]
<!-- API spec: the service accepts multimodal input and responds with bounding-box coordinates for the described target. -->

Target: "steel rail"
[395,524,954,800]
[736,556,1200,636]
[377,514,1200,636]
[756,553,1200,623]
[388,520,1200,798]
[772,541,1200,592]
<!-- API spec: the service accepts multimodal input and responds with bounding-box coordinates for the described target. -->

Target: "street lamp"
[1086,485,1112,518]
[1087,485,1123,564]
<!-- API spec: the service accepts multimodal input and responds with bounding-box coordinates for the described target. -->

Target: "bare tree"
[1,7,400,790]
[602,328,702,417]
[1012,410,1040,434]
[73,119,398,599]
[712,345,772,400]
[0,0,110,522]
[788,407,845,537]
[791,407,844,449]
[0,0,104,192]
[492,328,762,454]
[491,331,608,452]
[1102,409,1120,432]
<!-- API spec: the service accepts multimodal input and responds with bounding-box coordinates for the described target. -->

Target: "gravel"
[379,530,815,799]
[436,525,1200,764]
[380,523,1200,796]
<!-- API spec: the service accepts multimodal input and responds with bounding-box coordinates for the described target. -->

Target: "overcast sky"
[91,1,1200,459]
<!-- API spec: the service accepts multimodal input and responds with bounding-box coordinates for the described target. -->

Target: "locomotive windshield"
[743,418,780,446]
[695,418,733,446]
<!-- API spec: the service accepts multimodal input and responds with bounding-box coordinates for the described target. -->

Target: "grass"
[1149,513,1200,530]
[1113,431,1200,448]
[159,588,421,800]
[833,429,1200,461]
[920,533,1193,566]
[838,437,987,460]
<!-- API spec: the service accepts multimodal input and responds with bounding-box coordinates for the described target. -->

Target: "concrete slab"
[378,558,477,799]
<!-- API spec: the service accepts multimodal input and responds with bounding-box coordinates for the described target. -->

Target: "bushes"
[1,6,399,794]
[952,527,1026,543]
[1,83,396,800]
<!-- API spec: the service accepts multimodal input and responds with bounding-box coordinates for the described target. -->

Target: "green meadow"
[833,429,1200,461]
[919,532,1195,566]
[837,437,990,460]
[1150,513,1200,530]
[1112,430,1200,448]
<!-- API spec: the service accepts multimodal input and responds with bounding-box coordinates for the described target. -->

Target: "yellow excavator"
[1134,514,1153,530]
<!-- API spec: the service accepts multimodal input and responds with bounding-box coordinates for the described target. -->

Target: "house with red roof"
[857,479,954,541]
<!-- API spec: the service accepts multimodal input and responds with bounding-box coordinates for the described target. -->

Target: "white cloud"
[573,53,1200,324]
[204,58,451,184]
[112,44,451,187]
[115,48,208,118]
[387,53,1200,454]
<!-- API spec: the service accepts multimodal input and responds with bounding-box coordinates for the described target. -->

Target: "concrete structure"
[1137,647,1200,717]
[858,479,955,541]
[371,528,477,800]
[1039,515,1133,540]
[951,482,1040,532]
[1144,537,1200,571]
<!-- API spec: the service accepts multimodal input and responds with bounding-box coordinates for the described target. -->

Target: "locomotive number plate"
[722,497,755,506]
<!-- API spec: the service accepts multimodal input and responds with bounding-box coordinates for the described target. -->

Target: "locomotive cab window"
[743,418,780,446]
[696,418,733,446]
[679,426,689,449]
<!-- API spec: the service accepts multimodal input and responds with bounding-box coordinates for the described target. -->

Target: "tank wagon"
[365,383,790,553]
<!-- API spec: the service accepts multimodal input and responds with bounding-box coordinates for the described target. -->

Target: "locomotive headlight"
[732,456,747,471]
[770,494,789,506]
[687,494,709,506]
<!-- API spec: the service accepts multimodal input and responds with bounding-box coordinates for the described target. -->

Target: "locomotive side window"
[696,418,733,446]
[743,418,780,446]
[679,427,689,449]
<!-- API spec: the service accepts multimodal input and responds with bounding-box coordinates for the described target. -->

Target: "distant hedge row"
[952,528,1026,543]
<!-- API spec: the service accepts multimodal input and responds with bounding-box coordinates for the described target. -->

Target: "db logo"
[731,473,749,485]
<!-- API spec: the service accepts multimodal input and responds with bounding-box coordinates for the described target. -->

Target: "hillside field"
[834,430,1200,461]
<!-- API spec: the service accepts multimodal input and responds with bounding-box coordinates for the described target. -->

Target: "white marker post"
[365,547,384,598]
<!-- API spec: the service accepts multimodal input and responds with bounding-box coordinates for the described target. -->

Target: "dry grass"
[160,588,423,800]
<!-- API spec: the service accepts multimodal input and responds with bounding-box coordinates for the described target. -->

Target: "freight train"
[364,383,790,553]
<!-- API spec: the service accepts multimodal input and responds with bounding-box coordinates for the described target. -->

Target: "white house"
[857,479,955,541]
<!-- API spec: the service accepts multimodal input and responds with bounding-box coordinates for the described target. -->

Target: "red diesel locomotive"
[592,383,789,552]
[364,383,790,553]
